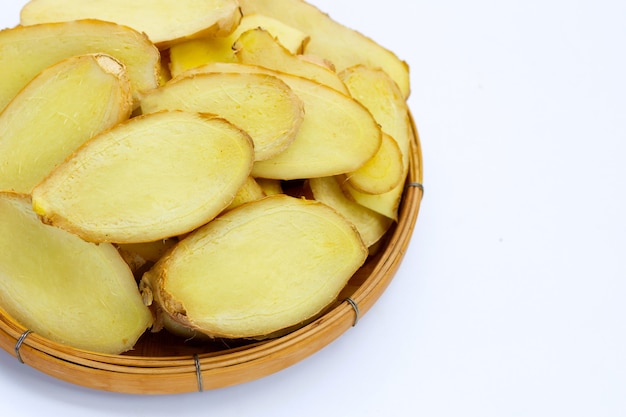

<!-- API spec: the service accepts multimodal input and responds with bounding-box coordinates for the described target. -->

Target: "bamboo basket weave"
[0,116,423,395]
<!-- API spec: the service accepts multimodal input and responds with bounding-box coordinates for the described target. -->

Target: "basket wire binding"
[193,353,203,392]
[407,181,424,195]
[344,298,360,327]
[15,329,33,364]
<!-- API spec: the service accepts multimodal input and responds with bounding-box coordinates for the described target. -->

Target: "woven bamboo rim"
[0,115,423,395]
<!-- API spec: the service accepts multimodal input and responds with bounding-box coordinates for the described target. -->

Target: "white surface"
[1,1,625,416]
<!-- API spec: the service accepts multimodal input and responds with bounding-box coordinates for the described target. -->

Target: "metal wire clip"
[15,330,33,364]
[193,353,204,392]
[407,181,424,194]
[345,298,360,327]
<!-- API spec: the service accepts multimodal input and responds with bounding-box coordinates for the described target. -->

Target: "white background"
[1,1,626,416]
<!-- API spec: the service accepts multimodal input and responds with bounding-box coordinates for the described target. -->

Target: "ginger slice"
[0,192,152,354]
[345,132,405,196]
[32,111,254,244]
[20,0,242,48]
[117,239,178,264]
[0,54,132,194]
[250,72,382,180]
[234,28,350,95]
[140,71,304,161]
[225,177,266,212]
[141,194,367,339]
[255,178,283,196]
[309,176,393,248]
[0,20,160,112]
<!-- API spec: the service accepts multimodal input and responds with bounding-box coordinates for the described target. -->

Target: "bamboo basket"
[0,116,423,395]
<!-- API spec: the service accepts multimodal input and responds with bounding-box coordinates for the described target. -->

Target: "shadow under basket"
[0,116,424,395]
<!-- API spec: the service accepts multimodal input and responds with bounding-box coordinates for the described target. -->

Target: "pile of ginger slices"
[0,0,413,354]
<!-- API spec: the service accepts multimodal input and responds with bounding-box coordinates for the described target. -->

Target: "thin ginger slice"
[0,192,152,354]
[140,194,367,339]
[345,132,405,196]
[117,239,178,264]
[309,176,393,248]
[234,28,349,95]
[0,54,132,194]
[0,20,160,112]
[255,178,283,196]
[20,0,242,48]
[250,72,382,180]
[225,177,266,212]
[32,111,254,244]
